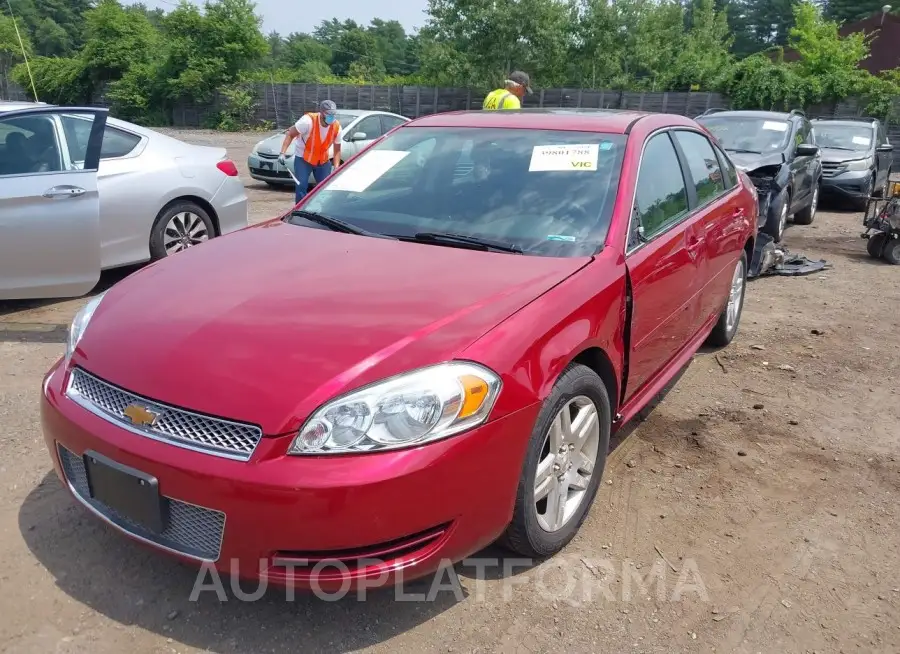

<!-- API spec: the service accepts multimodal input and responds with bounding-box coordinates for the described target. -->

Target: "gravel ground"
[1,129,899,654]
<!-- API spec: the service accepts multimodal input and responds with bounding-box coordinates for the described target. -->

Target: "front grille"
[57,444,225,561]
[67,368,262,461]
[257,152,279,160]
[822,161,847,178]
[250,167,291,178]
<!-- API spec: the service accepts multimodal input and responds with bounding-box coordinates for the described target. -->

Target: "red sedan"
[41,109,757,591]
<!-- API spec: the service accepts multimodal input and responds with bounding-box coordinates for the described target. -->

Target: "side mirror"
[796,143,818,156]
[350,132,367,142]
[877,143,894,152]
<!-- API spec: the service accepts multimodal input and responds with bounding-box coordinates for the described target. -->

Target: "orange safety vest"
[302,113,339,166]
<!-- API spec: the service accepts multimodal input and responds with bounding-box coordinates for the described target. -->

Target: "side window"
[632,132,690,245]
[712,143,738,190]
[0,114,64,175]
[100,127,141,158]
[353,116,385,141]
[673,130,727,205]
[380,115,406,134]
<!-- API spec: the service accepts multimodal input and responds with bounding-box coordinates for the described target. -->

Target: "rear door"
[624,130,708,399]
[789,119,814,210]
[672,129,745,325]
[876,123,892,187]
[0,107,107,300]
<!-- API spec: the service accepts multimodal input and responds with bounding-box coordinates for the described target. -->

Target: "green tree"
[81,0,160,86]
[0,13,30,99]
[671,0,734,89]
[823,1,892,23]
[1,0,93,57]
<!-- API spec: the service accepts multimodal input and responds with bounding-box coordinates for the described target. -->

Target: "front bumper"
[247,154,312,185]
[40,361,538,591]
[821,169,871,197]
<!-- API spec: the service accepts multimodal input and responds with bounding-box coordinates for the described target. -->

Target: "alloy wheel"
[164,212,210,255]
[725,257,746,334]
[534,396,601,532]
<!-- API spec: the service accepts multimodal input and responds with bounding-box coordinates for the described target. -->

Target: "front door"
[0,107,108,300]
[625,131,707,400]
[789,120,814,210]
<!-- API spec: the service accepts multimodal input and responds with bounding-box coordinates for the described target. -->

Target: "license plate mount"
[83,450,168,534]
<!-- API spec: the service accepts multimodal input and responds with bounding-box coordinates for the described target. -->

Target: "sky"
[123,0,430,35]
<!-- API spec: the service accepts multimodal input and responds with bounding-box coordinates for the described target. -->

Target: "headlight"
[288,362,502,455]
[65,292,106,363]
[845,157,874,172]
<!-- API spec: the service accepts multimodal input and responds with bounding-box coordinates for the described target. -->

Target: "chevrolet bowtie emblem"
[123,403,159,427]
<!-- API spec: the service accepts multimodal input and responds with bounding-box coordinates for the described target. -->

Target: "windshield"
[300,127,627,257]
[698,116,791,153]
[812,124,874,151]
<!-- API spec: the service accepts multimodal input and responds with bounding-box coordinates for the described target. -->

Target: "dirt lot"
[1,129,899,654]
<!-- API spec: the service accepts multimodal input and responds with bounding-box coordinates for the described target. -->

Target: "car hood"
[819,147,869,164]
[254,133,285,155]
[728,151,785,173]
[75,222,590,435]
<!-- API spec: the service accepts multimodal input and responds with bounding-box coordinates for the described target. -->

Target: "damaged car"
[697,109,821,242]
[810,117,893,211]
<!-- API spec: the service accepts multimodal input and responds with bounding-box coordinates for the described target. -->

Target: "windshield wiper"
[407,232,523,254]
[288,210,390,238]
[824,146,855,151]
[724,147,762,155]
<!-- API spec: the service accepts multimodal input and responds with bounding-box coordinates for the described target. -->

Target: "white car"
[0,103,248,300]
[247,109,409,186]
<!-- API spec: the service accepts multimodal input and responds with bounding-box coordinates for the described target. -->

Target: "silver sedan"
[0,103,248,300]
[247,109,409,187]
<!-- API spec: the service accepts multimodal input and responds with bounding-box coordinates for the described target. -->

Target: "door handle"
[43,185,86,199]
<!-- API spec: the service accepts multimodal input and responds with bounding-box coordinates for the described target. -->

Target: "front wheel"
[763,190,789,242]
[883,237,900,265]
[867,232,888,258]
[705,251,748,347]
[794,185,818,225]
[501,364,611,559]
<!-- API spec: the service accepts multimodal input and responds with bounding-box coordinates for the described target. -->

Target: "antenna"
[4,0,38,102]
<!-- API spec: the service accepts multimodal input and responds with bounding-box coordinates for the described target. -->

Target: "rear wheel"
[867,232,888,258]
[501,364,611,559]
[883,237,900,265]
[705,251,748,347]
[149,201,215,260]
[794,185,818,225]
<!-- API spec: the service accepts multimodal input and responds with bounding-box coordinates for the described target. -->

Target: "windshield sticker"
[762,121,788,132]
[599,141,614,151]
[529,144,599,172]
[852,136,872,146]
[546,234,577,242]
[326,150,410,192]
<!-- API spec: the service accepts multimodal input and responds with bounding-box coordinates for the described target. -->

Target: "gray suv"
[811,117,893,210]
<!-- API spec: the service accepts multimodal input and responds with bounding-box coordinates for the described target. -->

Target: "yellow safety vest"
[482,89,521,110]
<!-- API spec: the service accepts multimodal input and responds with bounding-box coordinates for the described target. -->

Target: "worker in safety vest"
[278,100,343,204]
[482,71,532,110]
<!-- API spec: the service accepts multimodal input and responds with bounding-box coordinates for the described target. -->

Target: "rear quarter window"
[101,127,142,158]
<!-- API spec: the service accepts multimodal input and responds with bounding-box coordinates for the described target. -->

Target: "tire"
[149,201,216,261]
[763,189,789,242]
[705,250,748,347]
[500,364,611,559]
[855,174,875,212]
[867,232,888,258]
[794,184,818,225]
[883,237,900,265]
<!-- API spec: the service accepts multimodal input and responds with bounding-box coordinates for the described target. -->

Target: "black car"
[810,117,893,210]
[696,109,821,242]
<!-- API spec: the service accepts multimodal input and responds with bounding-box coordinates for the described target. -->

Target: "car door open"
[0,107,107,300]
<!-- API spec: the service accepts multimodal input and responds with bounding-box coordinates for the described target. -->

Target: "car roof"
[810,117,878,126]
[0,100,50,113]
[697,110,795,121]
[405,108,656,134]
